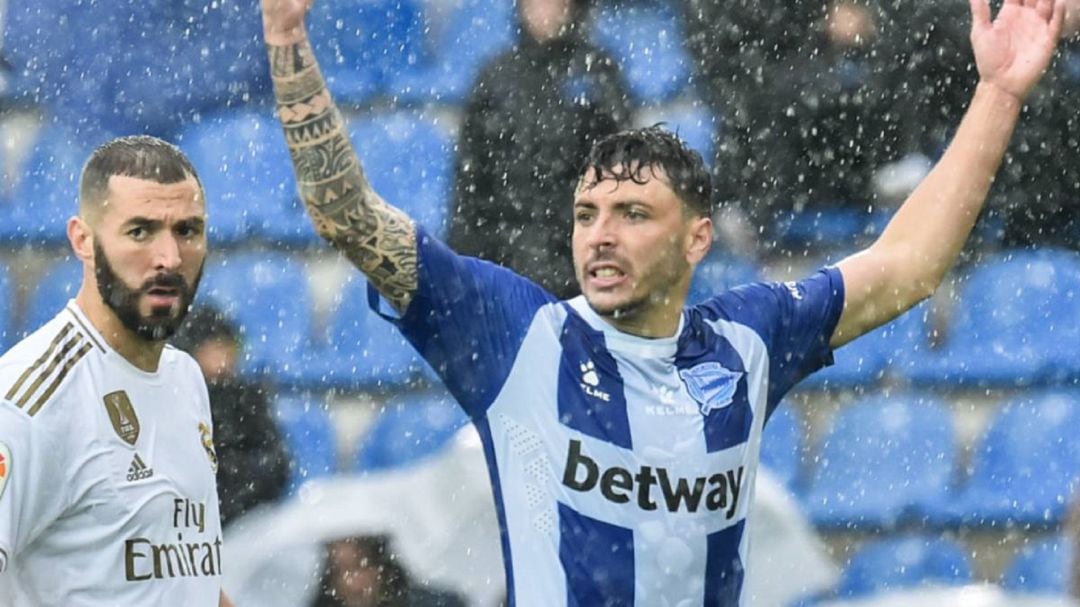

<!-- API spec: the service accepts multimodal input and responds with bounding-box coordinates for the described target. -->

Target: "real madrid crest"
[103,391,140,445]
[198,422,218,473]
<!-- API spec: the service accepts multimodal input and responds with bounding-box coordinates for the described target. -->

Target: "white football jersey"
[0,302,223,606]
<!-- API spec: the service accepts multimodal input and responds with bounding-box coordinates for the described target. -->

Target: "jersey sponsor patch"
[678,362,743,416]
[0,442,10,501]
[104,391,140,445]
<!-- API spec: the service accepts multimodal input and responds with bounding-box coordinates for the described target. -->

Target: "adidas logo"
[126,453,154,482]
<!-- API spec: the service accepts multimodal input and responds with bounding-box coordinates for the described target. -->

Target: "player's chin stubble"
[93,241,203,342]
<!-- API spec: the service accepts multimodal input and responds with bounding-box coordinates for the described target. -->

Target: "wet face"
[91,175,207,342]
[572,167,704,323]
[328,539,387,607]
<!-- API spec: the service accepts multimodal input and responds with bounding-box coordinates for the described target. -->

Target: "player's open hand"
[970,0,1066,101]
[261,0,313,46]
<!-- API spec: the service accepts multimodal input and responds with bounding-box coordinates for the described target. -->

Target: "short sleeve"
[696,267,845,416]
[0,403,67,574]
[369,228,557,417]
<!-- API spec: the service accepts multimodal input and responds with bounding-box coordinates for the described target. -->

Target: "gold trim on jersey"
[27,342,93,416]
[5,321,95,417]
[66,305,106,352]
[5,323,74,401]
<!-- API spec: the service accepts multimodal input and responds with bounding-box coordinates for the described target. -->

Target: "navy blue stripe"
[675,319,753,453]
[557,310,633,449]
[559,502,634,607]
[704,520,746,607]
[473,416,517,605]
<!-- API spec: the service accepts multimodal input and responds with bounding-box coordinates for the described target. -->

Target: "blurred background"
[1,0,1080,605]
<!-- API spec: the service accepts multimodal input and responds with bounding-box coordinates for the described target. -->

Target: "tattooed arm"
[262,0,417,311]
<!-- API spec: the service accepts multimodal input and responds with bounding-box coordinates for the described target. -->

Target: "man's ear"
[68,216,95,262]
[686,215,713,265]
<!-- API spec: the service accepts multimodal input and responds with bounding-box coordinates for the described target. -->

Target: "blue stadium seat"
[354,390,470,472]
[297,274,426,391]
[1002,536,1074,594]
[307,0,427,104]
[773,208,892,248]
[178,111,305,245]
[274,394,338,494]
[803,301,934,388]
[761,404,804,494]
[686,252,761,306]
[24,258,82,335]
[199,252,315,379]
[2,124,112,245]
[838,535,973,598]
[590,2,693,104]
[903,249,1080,387]
[0,263,13,352]
[927,390,1080,528]
[803,394,956,529]
[389,0,516,104]
[348,111,454,238]
[637,102,718,168]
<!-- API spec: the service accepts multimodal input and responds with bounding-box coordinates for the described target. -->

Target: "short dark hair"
[578,126,714,217]
[171,305,239,353]
[79,135,202,213]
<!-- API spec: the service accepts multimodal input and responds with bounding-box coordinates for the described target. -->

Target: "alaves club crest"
[103,391,140,445]
[678,362,743,416]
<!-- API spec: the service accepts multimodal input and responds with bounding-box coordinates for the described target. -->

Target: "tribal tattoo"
[268,39,417,310]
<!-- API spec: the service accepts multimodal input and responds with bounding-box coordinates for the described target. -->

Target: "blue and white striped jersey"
[374,229,845,606]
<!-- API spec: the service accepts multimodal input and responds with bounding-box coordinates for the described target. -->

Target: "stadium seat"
[803,394,956,529]
[389,0,516,104]
[772,208,893,249]
[348,111,455,238]
[199,252,315,379]
[760,403,805,494]
[1001,535,1074,594]
[354,390,470,472]
[274,394,338,494]
[0,263,13,352]
[178,110,305,245]
[636,102,719,168]
[2,124,112,245]
[24,258,82,335]
[903,249,1080,387]
[686,252,762,306]
[926,390,1080,528]
[803,301,934,388]
[297,274,426,391]
[307,0,427,104]
[837,535,973,598]
[590,1,693,104]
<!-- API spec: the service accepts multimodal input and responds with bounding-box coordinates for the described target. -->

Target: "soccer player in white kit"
[261,0,1064,604]
[0,137,234,606]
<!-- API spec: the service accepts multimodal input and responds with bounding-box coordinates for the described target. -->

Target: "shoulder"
[0,312,99,421]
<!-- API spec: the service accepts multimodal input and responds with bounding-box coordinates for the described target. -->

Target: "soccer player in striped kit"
[261,0,1065,603]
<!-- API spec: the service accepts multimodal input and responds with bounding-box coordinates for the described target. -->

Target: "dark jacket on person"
[208,378,290,526]
[450,29,631,299]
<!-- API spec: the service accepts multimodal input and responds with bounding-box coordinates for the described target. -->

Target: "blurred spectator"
[449,0,631,298]
[766,0,903,221]
[990,0,1080,250]
[312,535,466,607]
[681,0,823,235]
[173,305,290,527]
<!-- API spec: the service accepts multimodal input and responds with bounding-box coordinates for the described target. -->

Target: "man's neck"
[599,301,683,339]
[74,291,166,373]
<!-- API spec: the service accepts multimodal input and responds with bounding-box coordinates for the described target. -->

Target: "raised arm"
[261,0,417,311]
[831,0,1065,348]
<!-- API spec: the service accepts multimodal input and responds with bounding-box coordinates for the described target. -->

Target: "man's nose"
[152,233,183,271]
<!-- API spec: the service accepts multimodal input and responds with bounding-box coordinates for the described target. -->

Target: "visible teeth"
[595,268,619,278]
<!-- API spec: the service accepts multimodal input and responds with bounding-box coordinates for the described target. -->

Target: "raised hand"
[970,0,1066,101]
[261,0,313,46]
